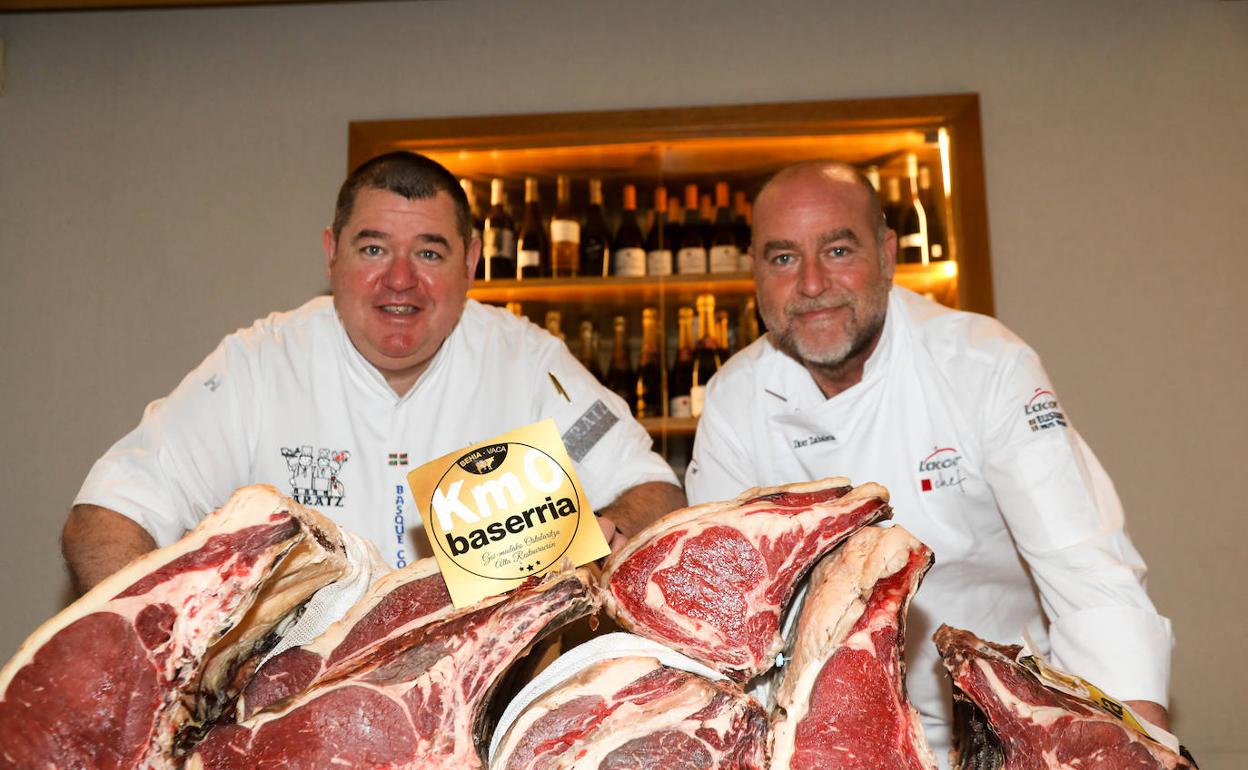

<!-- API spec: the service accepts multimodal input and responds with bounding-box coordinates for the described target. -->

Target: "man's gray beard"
[766,292,888,373]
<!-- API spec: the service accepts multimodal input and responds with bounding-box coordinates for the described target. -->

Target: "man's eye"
[829,246,849,258]
[418,249,444,262]
[360,245,385,258]
[772,253,795,266]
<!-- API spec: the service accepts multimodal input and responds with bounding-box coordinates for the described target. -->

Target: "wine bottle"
[708,182,740,274]
[882,176,904,234]
[517,177,548,279]
[738,297,760,349]
[690,295,721,418]
[898,153,930,265]
[544,309,564,342]
[677,185,708,275]
[668,306,695,419]
[504,301,524,318]
[604,315,635,413]
[635,308,663,418]
[863,165,881,193]
[551,175,580,277]
[613,184,647,277]
[699,193,715,246]
[576,319,603,382]
[645,186,675,276]
[483,179,516,281]
[715,309,732,355]
[918,164,946,261]
[581,178,611,278]
[732,190,752,272]
[462,179,486,281]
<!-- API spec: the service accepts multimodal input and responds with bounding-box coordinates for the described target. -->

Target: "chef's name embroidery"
[791,434,836,449]
[919,446,968,494]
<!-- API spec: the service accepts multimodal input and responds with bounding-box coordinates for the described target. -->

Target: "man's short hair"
[332,151,472,247]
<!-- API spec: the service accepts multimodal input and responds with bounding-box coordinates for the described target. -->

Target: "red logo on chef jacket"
[1024,388,1068,433]
[918,446,968,494]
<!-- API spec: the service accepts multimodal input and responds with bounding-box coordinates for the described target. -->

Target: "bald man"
[685,162,1173,762]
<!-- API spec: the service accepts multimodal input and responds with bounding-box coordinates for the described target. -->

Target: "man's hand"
[595,481,686,552]
[62,504,157,595]
[597,516,629,553]
[1124,699,1170,731]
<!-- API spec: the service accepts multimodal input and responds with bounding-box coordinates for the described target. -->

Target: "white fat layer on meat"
[771,526,933,770]
[620,482,890,676]
[976,659,1071,729]
[496,657,758,770]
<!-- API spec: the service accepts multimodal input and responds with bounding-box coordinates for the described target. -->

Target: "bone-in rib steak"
[0,485,351,770]
[238,557,452,718]
[602,477,891,681]
[934,625,1196,770]
[188,568,600,770]
[493,655,769,770]
[770,525,936,770]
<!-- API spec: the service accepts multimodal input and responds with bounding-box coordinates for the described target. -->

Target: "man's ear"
[464,236,483,283]
[322,227,337,277]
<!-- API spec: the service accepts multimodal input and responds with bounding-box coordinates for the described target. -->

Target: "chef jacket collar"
[761,287,903,414]
[332,309,458,407]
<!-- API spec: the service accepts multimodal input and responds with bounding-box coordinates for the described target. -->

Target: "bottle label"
[677,247,708,275]
[550,220,581,245]
[484,228,516,259]
[613,248,646,277]
[518,249,541,269]
[898,233,925,249]
[690,385,707,418]
[709,245,740,273]
[737,250,752,272]
[647,249,673,276]
[669,395,692,419]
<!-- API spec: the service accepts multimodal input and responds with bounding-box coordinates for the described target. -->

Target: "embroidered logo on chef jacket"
[1024,388,1068,433]
[918,445,968,494]
[279,445,350,507]
[388,452,409,466]
[393,483,409,568]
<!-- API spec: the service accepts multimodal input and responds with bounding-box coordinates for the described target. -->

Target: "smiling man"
[65,152,684,592]
[685,162,1173,763]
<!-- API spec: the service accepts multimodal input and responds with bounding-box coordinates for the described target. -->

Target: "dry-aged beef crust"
[602,477,891,682]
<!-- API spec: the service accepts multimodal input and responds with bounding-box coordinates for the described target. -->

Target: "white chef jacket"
[686,286,1172,761]
[76,297,676,570]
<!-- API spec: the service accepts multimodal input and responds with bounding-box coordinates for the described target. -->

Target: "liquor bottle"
[645,186,675,276]
[699,193,715,246]
[462,179,486,281]
[918,164,946,261]
[517,177,548,279]
[551,176,580,277]
[576,320,603,382]
[604,315,635,413]
[635,308,663,418]
[732,190,752,271]
[581,178,611,278]
[668,306,695,419]
[882,176,904,234]
[690,295,722,418]
[898,153,930,265]
[738,296,760,349]
[613,184,647,277]
[544,309,564,342]
[715,309,732,355]
[708,182,740,274]
[677,185,708,275]
[505,301,524,318]
[483,179,516,281]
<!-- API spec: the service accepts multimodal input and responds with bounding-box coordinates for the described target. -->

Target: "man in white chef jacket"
[65,151,685,592]
[685,162,1172,760]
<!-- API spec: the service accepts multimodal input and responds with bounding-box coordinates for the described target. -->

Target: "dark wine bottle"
[708,181,740,274]
[898,153,930,265]
[517,177,548,279]
[918,164,946,261]
[646,186,675,277]
[668,306,695,418]
[604,315,635,413]
[581,178,610,278]
[690,294,722,418]
[482,179,516,281]
[613,184,647,277]
[677,184,708,275]
[882,176,904,235]
[635,308,663,418]
[732,190,752,271]
[462,178,485,280]
[551,175,580,278]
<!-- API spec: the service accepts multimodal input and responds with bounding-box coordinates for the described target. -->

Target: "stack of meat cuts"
[602,477,892,681]
[491,655,769,769]
[770,525,936,770]
[0,485,355,769]
[934,625,1197,770]
[188,568,600,770]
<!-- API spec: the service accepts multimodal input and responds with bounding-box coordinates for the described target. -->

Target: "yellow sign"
[408,419,609,607]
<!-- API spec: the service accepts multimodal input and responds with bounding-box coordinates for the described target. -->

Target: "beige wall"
[1,0,1244,763]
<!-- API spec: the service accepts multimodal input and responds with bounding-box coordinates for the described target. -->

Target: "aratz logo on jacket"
[918,446,967,493]
[1024,388,1067,433]
[280,445,350,507]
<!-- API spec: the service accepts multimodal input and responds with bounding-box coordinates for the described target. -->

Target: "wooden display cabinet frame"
[347,93,993,316]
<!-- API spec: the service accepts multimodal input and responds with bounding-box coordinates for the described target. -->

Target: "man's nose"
[797,254,828,297]
[382,254,419,291]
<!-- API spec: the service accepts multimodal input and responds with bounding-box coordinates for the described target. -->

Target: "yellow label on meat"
[408,419,609,607]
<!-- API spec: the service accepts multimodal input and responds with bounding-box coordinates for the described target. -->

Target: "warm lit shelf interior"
[639,417,699,438]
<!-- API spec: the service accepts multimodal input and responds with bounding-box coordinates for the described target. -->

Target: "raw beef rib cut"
[602,477,891,681]
[188,568,600,770]
[239,556,452,718]
[0,485,352,770]
[493,655,769,770]
[934,625,1196,770]
[770,525,936,770]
